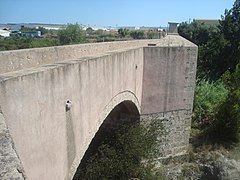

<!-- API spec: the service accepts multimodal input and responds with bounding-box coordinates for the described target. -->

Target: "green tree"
[217,0,240,76]
[179,1,240,79]
[93,29,104,36]
[130,30,145,39]
[197,30,226,78]
[146,31,159,39]
[118,28,129,38]
[20,26,48,35]
[209,64,240,142]
[20,26,36,32]
[86,27,94,35]
[37,27,48,35]
[193,78,228,129]
[179,21,221,78]
[58,23,85,45]
[178,21,218,46]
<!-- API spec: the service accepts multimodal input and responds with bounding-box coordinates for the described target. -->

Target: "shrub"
[130,30,145,39]
[58,23,85,45]
[193,78,228,129]
[209,65,240,142]
[30,38,58,48]
[118,28,129,38]
[73,119,164,180]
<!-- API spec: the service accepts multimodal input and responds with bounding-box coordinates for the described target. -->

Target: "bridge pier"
[141,35,197,160]
[141,109,192,159]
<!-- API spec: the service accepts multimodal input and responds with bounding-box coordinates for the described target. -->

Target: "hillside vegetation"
[0,24,163,51]
[179,0,240,144]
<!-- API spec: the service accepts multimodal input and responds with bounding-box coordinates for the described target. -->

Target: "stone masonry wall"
[184,47,198,111]
[141,109,192,159]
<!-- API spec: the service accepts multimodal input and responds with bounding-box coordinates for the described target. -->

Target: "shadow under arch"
[73,100,140,179]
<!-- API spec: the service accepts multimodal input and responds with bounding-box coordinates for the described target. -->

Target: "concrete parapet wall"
[0,47,144,180]
[0,39,160,74]
[142,46,186,113]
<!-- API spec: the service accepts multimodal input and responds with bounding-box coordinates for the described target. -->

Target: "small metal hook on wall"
[66,100,72,111]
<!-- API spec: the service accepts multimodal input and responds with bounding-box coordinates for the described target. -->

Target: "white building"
[0,29,10,37]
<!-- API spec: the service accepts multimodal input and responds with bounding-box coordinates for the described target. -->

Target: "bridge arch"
[68,91,141,179]
[97,90,141,128]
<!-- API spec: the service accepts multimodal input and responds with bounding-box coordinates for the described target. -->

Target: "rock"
[214,157,240,180]
[160,150,240,180]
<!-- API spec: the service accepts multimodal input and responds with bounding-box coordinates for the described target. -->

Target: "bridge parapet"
[0,46,145,180]
[0,39,161,75]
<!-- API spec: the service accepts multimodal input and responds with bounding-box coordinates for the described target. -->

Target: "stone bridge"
[0,35,197,180]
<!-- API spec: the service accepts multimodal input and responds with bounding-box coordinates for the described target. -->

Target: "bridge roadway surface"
[0,36,197,180]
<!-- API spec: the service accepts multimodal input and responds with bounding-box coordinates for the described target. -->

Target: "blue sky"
[0,0,235,27]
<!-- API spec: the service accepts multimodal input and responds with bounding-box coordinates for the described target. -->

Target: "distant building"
[139,26,162,31]
[168,22,179,34]
[0,29,10,37]
[193,19,220,26]
[83,26,109,31]
[21,31,41,37]
[0,23,66,31]
[83,25,119,32]
[0,24,22,31]
[33,24,66,30]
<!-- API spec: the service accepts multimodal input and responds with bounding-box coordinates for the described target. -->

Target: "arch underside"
[68,91,141,179]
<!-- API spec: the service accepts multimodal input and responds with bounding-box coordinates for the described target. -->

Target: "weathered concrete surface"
[142,35,197,114]
[0,39,160,74]
[0,47,144,180]
[0,108,25,180]
[0,36,198,180]
[157,35,196,47]
[141,35,197,157]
